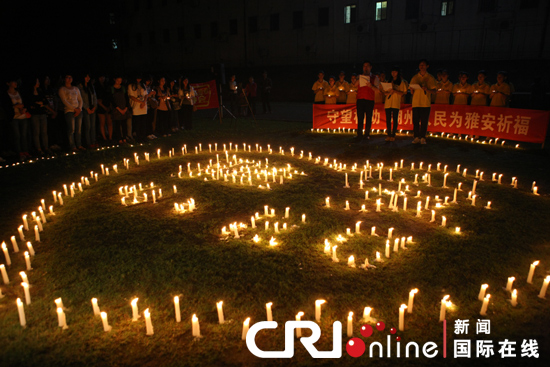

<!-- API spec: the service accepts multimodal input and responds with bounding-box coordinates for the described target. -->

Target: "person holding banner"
[470,70,491,106]
[355,60,379,141]
[452,72,472,105]
[382,66,407,141]
[409,59,436,144]
[489,71,511,107]
[434,70,452,104]
[324,76,340,104]
[312,71,329,104]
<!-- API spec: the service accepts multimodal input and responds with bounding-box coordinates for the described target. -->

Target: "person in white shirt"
[58,74,84,151]
[128,74,151,142]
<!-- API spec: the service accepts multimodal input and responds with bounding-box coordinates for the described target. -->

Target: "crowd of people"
[312,60,519,144]
[228,71,273,117]
[1,74,198,162]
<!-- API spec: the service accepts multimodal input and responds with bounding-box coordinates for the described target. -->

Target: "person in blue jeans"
[58,75,84,151]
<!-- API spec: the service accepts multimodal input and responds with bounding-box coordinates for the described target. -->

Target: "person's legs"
[364,100,374,137]
[81,111,91,147]
[9,119,21,154]
[31,115,42,152]
[385,109,392,137]
[74,113,83,148]
[89,112,96,146]
[412,107,421,139]
[356,99,366,137]
[420,107,430,140]
[98,113,107,141]
[39,114,49,152]
[391,108,399,137]
[126,117,133,140]
[65,112,76,149]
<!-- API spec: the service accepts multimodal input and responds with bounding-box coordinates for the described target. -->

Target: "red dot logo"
[396,336,401,342]
[376,321,385,331]
[360,324,373,337]
[390,327,397,334]
[346,338,366,358]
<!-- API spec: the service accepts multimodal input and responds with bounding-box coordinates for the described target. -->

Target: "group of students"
[228,71,273,117]
[313,60,514,144]
[1,74,198,162]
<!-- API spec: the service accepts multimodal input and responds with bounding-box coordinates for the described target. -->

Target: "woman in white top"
[382,66,407,141]
[128,74,150,142]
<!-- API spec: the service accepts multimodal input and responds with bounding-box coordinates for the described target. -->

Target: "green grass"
[0,117,549,367]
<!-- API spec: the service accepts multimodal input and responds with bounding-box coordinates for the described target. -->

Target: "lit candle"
[471,195,476,206]
[439,295,450,322]
[58,193,64,205]
[266,302,273,321]
[131,298,140,321]
[22,215,29,231]
[2,242,11,265]
[26,242,35,256]
[34,225,40,242]
[527,261,539,284]
[345,201,350,210]
[480,294,490,315]
[510,290,518,307]
[539,276,550,298]
[296,311,304,337]
[356,221,361,234]
[192,314,201,337]
[416,201,422,217]
[399,304,407,331]
[101,311,112,332]
[388,227,393,239]
[217,301,225,324]
[344,173,350,188]
[430,210,436,222]
[332,245,339,262]
[363,307,372,322]
[371,226,376,236]
[348,255,356,268]
[302,214,306,223]
[54,297,63,309]
[443,173,448,188]
[376,199,381,212]
[24,251,31,270]
[408,289,418,313]
[376,251,381,262]
[18,226,25,241]
[174,296,181,322]
[144,308,154,335]
[505,277,515,292]
[403,197,407,211]
[0,264,9,284]
[91,298,101,316]
[347,311,354,337]
[242,317,251,340]
[315,300,325,322]
[478,284,489,301]
[285,207,290,219]
[17,298,26,327]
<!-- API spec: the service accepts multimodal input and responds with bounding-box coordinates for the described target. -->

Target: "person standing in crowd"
[323,76,340,104]
[177,77,197,130]
[489,71,511,107]
[27,77,55,155]
[434,70,453,104]
[382,66,407,142]
[470,70,490,106]
[155,76,171,137]
[355,60,379,141]
[42,76,61,151]
[96,75,113,144]
[335,71,349,104]
[168,78,181,132]
[78,73,97,148]
[452,72,472,105]
[144,76,157,139]
[312,71,328,104]
[59,74,84,151]
[110,75,132,143]
[228,74,239,116]
[374,71,386,104]
[259,71,272,113]
[244,76,257,115]
[2,77,30,160]
[346,73,358,104]
[128,74,149,142]
[409,59,436,144]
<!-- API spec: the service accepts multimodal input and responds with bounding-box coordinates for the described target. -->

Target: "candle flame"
[269,237,278,246]
[297,311,304,317]
[410,289,419,295]
[316,300,326,306]
[244,317,250,326]
[533,261,540,266]
[400,304,408,310]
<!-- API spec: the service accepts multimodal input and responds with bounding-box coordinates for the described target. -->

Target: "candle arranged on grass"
[266,302,273,321]
[17,298,26,327]
[57,307,68,329]
[315,300,326,322]
[480,294,490,315]
[131,298,140,321]
[144,309,154,335]
[539,276,550,299]
[92,298,101,316]
[242,318,251,340]
[1,265,9,284]
[296,312,304,337]
[24,252,31,270]
[347,312,354,337]
[2,242,11,266]
[510,290,518,307]
[505,277,515,292]
[439,295,450,322]
[192,314,201,337]
[27,242,35,256]
[174,296,181,322]
[527,261,539,284]
[399,304,407,331]
[408,289,418,313]
[478,284,489,301]
[101,311,112,332]
[217,301,225,324]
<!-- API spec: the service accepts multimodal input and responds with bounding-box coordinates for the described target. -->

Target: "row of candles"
[310,128,518,148]
[10,264,550,336]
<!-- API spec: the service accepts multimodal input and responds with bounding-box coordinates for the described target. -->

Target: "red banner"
[312,104,550,144]
[190,80,219,110]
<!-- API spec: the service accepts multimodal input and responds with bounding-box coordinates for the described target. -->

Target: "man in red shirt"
[355,60,379,141]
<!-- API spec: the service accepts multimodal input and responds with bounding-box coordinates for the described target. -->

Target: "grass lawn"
[0,116,549,367]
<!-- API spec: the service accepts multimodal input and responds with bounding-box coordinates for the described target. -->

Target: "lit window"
[344,5,356,24]
[376,1,387,21]
[441,1,455,16]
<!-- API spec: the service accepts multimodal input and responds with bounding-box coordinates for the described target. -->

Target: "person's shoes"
[385,136,391,142]
[421,138,427,145]
[412,137,421,144]
[71,147,79,153]
[78,146,86,151]
[390,137,395,141]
